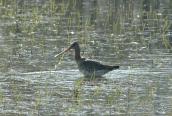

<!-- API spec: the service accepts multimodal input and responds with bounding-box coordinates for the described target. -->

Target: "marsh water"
[0,0,172,115]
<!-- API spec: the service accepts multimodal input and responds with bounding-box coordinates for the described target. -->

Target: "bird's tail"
[106,65,119,70]
[112,66,119,69]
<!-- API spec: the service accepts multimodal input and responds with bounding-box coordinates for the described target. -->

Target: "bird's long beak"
[54,47,70,57]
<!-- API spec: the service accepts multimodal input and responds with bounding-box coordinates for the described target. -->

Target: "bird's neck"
[74,46,81,60]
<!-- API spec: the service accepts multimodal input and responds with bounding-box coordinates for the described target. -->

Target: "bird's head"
[54,41,79,57]
[68,41,79,50]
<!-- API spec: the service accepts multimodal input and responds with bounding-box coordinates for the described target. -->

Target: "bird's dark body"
[77,58,119,77]
[55,41,119,77]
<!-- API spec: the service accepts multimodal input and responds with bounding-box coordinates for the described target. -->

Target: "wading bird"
[55,42,119,77]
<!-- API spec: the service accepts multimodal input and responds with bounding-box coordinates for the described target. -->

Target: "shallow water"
[1,69,172,115]
[0,0,172,116]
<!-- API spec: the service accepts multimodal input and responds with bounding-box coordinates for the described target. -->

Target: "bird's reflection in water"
[72,76,110,104]
[77,76,108,85]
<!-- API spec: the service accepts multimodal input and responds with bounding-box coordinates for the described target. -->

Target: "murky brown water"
[0,0,172,115]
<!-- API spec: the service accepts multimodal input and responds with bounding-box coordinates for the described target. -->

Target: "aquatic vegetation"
[0,0,172,115]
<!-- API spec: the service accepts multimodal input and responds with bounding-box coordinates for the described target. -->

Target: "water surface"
[0,0,172,115]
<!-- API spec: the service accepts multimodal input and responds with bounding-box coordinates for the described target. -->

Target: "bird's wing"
[81,59,111,70]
